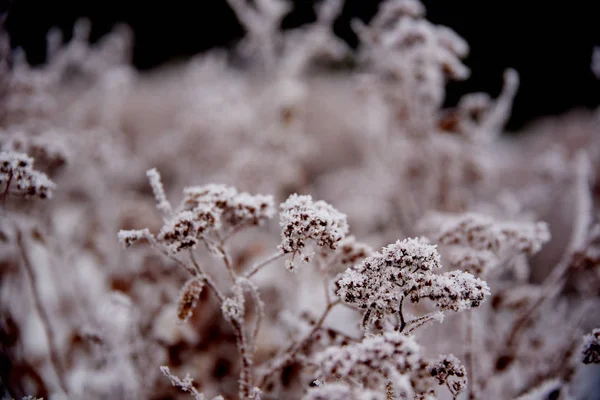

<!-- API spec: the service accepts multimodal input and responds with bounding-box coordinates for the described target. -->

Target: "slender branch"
[404,312,441,334]
[16,228,69,397]
[397,296,406,332]
[244,250,285,278]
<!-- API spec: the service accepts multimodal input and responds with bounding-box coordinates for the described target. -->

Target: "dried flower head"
[181,183,275,229]
[314,331,422,391]
[279,194,349,262]
[427,354,467,396]
[432,212,550,256]
[320,235,374,270]
[158,206,219,253]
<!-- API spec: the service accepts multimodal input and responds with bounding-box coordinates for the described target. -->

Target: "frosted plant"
[581,328,600,364]
[420,212,551,276]
[313,331,424,396]
[0,150,56,199]
[336,237,489,328]
[119,169,275,254]
[160,366,225,400]
[279,194,349,272]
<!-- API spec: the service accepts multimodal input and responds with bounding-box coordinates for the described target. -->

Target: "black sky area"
[2,0,600,131]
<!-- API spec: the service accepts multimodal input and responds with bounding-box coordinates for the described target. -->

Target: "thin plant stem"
[16,228,69,397]
[244,250,285,278]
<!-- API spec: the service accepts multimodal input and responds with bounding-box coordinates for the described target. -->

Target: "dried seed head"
[177,278,205,322]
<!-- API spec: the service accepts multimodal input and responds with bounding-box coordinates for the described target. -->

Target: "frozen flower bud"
[427,354,467,396]
[177,278,205,322]
[118,228,152,248]
[582,328,600,364]
[146,168,173,218]
[314,331,421,390]
[279,194,349,255]
[222,285,245,324]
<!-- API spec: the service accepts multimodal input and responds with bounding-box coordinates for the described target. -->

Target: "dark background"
[2,0,600,131]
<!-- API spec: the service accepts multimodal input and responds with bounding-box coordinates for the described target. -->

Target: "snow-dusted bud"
[222,285,245,324]
[279,194,349,255]
[147,168,173,218]
[582,328,600,364]
[177,278,205,322]
[117,228,152,248]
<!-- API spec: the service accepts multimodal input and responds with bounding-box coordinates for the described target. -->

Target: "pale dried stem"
[16,228,69,397]
[244,250,285,278]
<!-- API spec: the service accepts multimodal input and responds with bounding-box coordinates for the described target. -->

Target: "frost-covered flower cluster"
[421,212,551,275]
[0,150,56,199]
[336,237,489,326]
[181,184,275,230]
[279,194,349,270]
[581,328,600,364]
[119,168,275,253]
[427,354,467,397]
[313,332,422,392]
